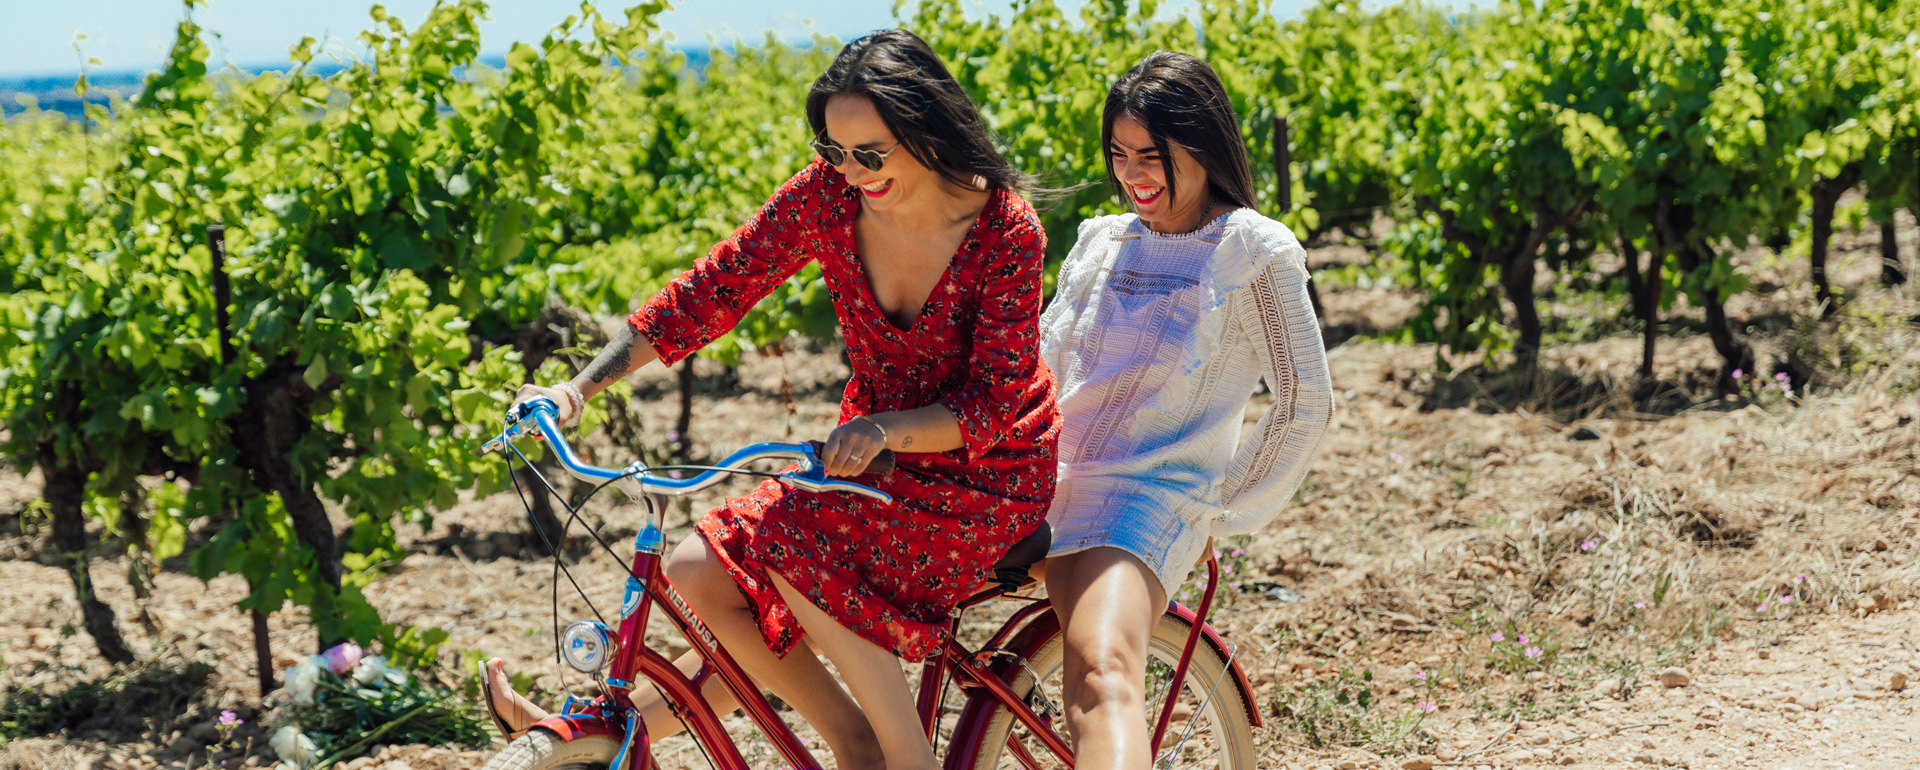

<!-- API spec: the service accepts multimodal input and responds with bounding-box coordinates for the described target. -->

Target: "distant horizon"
[3,0,1306,81]
[2,45,719,89]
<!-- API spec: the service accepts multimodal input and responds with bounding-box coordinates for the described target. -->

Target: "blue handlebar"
[480,397,893,504]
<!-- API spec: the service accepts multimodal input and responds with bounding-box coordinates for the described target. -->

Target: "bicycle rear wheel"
[481,729,621,770]
[966,612,1257,770]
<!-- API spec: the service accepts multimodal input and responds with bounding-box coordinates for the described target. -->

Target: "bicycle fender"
[1164,602,1263,728]
[532,712,625,742]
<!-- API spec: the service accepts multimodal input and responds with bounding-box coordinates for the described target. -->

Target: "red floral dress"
[628,160,1060,661]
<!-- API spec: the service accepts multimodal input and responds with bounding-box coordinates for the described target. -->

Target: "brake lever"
[477,398,558,456]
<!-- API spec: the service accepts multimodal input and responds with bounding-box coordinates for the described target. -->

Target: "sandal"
[477,657,539,743]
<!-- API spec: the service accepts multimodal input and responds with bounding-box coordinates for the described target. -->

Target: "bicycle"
[477,398,1261,770]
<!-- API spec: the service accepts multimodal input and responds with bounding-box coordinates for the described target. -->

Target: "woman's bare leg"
[483,537,884,770]
[1044,547,1170,770]
[767,572,939,770]
[663,536,885,768]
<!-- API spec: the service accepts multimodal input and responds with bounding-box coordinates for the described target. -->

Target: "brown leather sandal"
[477,657,537,743]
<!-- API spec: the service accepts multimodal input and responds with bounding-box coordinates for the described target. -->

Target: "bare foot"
[482,658,550,739]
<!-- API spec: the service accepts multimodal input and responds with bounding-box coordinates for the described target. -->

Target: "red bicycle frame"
[530,531,1254,770]
[527,523,824,770]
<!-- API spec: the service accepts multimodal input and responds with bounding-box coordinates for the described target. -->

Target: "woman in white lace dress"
[1037,52,1334,769]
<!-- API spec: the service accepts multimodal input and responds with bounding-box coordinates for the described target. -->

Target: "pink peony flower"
[321,642,363,674]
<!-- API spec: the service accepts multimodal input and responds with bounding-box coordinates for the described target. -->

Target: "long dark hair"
[1102,52,1257,211]
[806,30,1025,193]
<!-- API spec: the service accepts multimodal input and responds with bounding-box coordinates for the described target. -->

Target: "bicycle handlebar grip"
[805,440,896,477]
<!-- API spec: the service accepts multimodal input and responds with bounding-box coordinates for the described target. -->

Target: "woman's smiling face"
[821,94,941,213]
[1108,113,1213,233]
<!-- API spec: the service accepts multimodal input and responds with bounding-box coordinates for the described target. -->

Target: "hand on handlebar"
[511,384,577,436]
[820,417,886,477]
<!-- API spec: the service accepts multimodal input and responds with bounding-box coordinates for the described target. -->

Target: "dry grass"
[1233,236,1920,757]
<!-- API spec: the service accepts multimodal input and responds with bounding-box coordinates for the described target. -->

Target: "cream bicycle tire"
[967,612,1257,770]
[480,728,622,770]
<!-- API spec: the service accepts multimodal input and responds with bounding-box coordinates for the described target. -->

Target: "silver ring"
[850,454,862,464]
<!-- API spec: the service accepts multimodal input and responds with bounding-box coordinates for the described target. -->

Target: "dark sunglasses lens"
[853,150,886,172]
[814,143,845,167]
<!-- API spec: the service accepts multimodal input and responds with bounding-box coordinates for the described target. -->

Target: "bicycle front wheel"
[480,728,621,770]
[967,612,1257,770]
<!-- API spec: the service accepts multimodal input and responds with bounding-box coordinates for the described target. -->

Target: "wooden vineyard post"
[211,224,277,699]
[1276,116,1325,323]
[1274,116,1292,212]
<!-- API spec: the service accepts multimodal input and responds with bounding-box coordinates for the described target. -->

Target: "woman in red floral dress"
[486,30,1058,770]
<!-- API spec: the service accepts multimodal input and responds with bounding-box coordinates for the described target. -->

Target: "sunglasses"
[811,138,901,173]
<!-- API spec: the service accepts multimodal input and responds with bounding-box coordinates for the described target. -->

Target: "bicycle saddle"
[988,522,1052,591]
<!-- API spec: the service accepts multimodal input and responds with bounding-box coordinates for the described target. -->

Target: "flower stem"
[310,700,435,769]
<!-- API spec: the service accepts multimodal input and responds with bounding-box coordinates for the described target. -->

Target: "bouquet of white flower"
[268,643,489,769]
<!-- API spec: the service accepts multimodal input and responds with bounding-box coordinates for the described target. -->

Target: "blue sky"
[1,0,1324,79]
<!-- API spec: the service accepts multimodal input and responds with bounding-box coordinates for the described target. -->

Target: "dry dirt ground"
[1,211,1917,770]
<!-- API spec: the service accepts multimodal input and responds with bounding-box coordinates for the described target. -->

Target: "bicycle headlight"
[561,620,613,673]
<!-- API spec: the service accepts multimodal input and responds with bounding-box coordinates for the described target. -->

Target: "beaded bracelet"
[555,381,586,427]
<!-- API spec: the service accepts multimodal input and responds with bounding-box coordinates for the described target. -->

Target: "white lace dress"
[1038,209,1334,594]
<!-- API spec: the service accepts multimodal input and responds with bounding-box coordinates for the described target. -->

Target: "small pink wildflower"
[1524,646,1543,659]
[1231,549,1246,557]
[1793,575,1807,584]
[1414,670,1428,681]
[1417,701,1437,713]
[1391,453,1405,464]
[1774,372,1789,381]
[1580,540,1596,552]
[320,642,363,674]
[1757,603,1770,612]
[1517,635,1530,645]
[1632,602,1645,609]
[1779,595,1793,604]
[218,710,241,727]
[1732,369,1744,380]
[1490,631,1505,643]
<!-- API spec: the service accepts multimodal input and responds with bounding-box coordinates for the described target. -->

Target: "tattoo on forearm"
[583,325,638,384]
[900,434,914,449]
